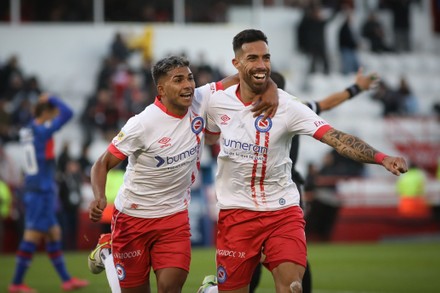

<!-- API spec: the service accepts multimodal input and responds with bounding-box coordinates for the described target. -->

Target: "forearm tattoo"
[322,129,379,164]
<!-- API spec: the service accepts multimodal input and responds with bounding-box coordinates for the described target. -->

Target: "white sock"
[104,254,121,293]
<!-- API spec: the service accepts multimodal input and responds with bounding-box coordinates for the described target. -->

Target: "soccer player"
[9,94,89,293]
[203,29,406,293]
[248,69,379,293]
[88,55,278,293]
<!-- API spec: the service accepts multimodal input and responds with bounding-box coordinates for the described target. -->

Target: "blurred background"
[0,0,439,256]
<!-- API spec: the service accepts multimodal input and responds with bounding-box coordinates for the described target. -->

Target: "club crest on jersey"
[254,115,272,132]
[217,266,227,284]
[191,116,204,135]
[116,264,126,281]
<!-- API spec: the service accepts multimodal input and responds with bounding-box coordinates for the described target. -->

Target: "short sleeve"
[110,115,145,157]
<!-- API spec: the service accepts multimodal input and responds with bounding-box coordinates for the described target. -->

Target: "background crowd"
[1,0,440,252]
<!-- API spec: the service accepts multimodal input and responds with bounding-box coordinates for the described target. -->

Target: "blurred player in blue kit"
[9,94,89,293]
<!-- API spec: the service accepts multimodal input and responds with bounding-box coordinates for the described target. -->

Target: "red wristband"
[374,153,387,164]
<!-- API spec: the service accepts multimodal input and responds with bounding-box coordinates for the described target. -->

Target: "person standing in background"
[9,94,89,293]
[338,6,360,74]
[396,162,430,218]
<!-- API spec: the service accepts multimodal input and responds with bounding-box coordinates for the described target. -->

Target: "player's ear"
[232,58,240,70]
[157,84,164,96]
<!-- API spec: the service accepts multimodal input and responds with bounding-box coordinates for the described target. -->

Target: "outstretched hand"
[382,156,408,176]
[89,198,107,222]
[355,67,379,90]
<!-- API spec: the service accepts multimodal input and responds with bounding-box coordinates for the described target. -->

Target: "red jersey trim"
[313,125,332,140]
[108,143,127,160]
[154,96,187,119]
[235,84,253,106]
[215,81,224,90]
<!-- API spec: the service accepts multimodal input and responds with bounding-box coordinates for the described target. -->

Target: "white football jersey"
[206,85,332,211]
[109,82,221,218]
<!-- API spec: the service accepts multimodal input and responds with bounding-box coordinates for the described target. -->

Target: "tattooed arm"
[320,128,408,176]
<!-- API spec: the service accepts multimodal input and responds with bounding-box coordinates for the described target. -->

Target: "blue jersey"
[19,97,73,192]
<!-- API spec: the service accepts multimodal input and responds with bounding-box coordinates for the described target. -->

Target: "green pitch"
[1,242,439,292]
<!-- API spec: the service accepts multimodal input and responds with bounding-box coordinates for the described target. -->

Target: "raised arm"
[89,150,123,222]
[220,73,240,89]
[320,128,407,176]
[318,68,378,112]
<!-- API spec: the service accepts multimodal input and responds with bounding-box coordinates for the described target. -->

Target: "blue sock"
[46,241,71,282]
[12,241,37,285]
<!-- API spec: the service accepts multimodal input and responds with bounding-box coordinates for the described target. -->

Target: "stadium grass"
[1,242,439,293]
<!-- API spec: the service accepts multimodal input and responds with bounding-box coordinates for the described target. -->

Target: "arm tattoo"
[322,129,379,164]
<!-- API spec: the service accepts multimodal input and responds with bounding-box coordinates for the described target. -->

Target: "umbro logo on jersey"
[220,114,230,125]
[158,137,171,148]
[254,115,272,133]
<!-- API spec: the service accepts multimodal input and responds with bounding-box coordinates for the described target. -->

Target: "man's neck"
[237,83,255,104]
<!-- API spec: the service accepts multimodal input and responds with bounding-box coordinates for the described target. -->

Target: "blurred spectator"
[80,88,120,143]
[297,4,336,74]
[396,75,419,115]
[0,143,23,190]
[57,141,71,174]
[78,142,93,179]
[110,32,131,64]
[139,58,156,103]
[10,77,43,137]
[122,71,149,118]
[0,176,12,252]
[361,11,394,53]
[433,101,440,116]
[371,80,404,116]
[0,55,23,99]
[338,7,360,74]
[396,162,430,218]
[371,77,418,117]
[433,0,440,33]
[58,159,83,250]
[95,56,118,92]
[305,150,365,241]
[0,99,13,142]
[381,0,418,53]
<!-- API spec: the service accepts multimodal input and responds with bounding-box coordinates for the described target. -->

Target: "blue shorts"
[24,190,58,232]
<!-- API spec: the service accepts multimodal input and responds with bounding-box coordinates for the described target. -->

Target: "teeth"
[253,73,266,79]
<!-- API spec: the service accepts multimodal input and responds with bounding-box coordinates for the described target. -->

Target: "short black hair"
[151,55,190,86]
[270,71,285,90]
[34,100,56,118]
[232,29,268,54]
